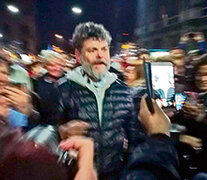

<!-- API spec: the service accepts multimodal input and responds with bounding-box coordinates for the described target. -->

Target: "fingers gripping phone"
[143,57,154,114]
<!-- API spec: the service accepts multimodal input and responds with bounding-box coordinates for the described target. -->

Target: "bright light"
[0,33,3,38]
[55,34,63,39]
[122,33,129,36]
[150,52,169,58]
[7,5,19,13]
[72,7,82,14]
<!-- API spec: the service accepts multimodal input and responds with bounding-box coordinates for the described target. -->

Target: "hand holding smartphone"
[139,96,171,136]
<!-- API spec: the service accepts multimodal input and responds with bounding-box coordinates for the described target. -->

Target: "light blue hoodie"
[67,66,117,125]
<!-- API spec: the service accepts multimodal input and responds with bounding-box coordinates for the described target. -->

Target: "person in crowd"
[172,54,207,143]
[0,49,32,91]
[60,96,180,180]
[123,48,150,87]
[169,47,186,92]
[0,96,180,180]
[179,32,206,54]
[58,22,179,179]
[26,60,44,92]
[122,48,162,115]
[0,57,31,128]
[123,58,145,87]
[34,50,68,125]
[178,54,207,132]
[169,54,207,178]
[27,61,44,79]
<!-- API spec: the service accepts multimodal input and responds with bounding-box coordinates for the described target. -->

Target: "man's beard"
[80,57,110,81]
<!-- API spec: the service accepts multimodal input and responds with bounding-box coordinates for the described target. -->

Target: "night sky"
[35,0,137,51]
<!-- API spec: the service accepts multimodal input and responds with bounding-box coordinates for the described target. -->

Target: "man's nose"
[96,50,104,58]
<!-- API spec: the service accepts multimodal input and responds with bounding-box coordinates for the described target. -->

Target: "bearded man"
[58,22,179,180]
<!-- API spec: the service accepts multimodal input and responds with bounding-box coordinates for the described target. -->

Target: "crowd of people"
[0,21,207,180]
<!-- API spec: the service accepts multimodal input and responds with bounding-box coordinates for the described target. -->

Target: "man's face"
[0,63,9,88]
[195,64,207,92]
[76,38,110,81]
[45,57,64,78]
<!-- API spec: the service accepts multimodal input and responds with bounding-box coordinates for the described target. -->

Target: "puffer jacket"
[59,75,145,179]
[58,67,179,179]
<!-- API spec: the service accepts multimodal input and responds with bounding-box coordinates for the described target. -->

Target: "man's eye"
[102,47,109,51]
[88,49,95,53]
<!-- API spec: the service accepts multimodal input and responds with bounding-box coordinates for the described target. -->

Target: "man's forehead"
[82,38,108,48]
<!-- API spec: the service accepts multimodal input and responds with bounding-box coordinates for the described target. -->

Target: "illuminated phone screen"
[151,62,175,107]
[174,93,186,110]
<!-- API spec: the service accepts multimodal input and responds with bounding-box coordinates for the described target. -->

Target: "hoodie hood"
[67,66,117,91]
[67,66,117,126]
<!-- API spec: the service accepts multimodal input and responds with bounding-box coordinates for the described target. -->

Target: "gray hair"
[72,22,112,51]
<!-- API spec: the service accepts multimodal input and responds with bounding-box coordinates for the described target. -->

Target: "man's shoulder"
[111,79,129,89]
[59,79,86,94]
[109,79,133,96]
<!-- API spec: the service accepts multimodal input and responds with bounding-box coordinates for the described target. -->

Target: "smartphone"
[150,61,175,107]
[174,93,186,110]
[143,57,154,113]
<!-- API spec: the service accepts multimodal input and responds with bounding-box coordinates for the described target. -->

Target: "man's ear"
[75,49,81,64]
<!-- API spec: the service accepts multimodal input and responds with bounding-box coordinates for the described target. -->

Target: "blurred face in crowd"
[30,63,43,78]
[0,62,9,90]
[124,65,138,84]
[121,50,130,62]
[174,59,185,76]
[76,38,110,81]
[170,49,185,59]
[0,95,9,120]
[0,63,9,120]
[170,49,185,76]
[195,64,207,92]
[45,56,64,78]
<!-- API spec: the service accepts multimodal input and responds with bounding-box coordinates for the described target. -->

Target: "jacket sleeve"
[122,134,180,180]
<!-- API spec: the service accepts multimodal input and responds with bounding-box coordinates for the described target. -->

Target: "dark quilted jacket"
[35,74,68,125]
[59,79,145,179]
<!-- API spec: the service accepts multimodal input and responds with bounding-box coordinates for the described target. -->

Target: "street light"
[0,33,3,38]
[72,7,82,14]
[7,5,19,13]
[55,34,63,39]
